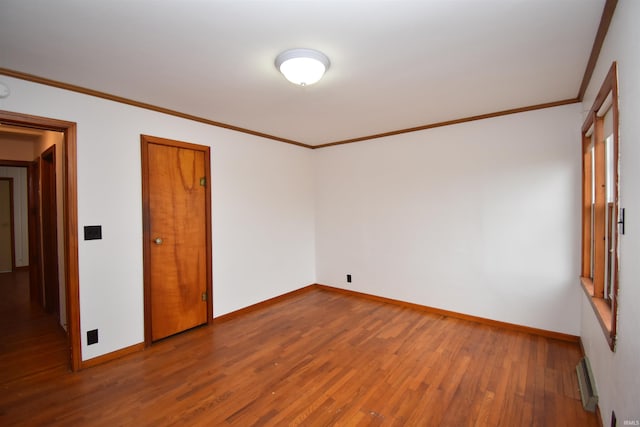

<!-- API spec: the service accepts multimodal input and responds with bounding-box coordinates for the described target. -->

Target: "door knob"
[154,237,163,245]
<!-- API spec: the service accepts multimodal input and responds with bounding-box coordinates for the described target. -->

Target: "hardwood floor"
[0,271,69,385]
[1,275,599,426]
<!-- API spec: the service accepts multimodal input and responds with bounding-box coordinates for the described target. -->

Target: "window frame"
[580,61,619,351]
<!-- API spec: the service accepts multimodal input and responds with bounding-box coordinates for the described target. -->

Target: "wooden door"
[28,160,43,304]
[141,135,212,342]
[41,146,59,317]
[0,178,14,272]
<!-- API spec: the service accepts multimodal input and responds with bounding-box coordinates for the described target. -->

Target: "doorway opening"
[0,110,80,371]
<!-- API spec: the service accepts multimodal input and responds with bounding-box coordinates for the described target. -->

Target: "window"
[580,62,619,350]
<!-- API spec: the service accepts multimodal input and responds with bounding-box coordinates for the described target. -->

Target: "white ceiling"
[0,0,604,146]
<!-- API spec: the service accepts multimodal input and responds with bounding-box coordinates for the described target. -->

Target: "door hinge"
[200,177,206,187]
[202,292,207,301]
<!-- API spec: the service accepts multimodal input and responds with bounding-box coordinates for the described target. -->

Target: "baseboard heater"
[576,357,598,412]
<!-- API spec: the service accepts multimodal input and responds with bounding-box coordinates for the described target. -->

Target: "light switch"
[84,225,102,240]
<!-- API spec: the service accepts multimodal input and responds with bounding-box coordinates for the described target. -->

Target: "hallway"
[0,270,69,386]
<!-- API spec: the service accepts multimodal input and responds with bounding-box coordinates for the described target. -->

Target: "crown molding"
[0,67,312,149]
[577,0,618,101]
[312,98,580,149]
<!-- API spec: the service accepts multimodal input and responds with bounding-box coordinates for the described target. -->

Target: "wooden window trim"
[580,277,614,344]
[580,62,619,351]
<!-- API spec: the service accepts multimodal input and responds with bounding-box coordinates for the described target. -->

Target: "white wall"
[0,76,316,361]
[579,0,640,424]
[0,137,35,270]
[315,103,583,335]
[0,166,28,268]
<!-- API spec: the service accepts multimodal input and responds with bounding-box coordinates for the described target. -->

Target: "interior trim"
[580,278,614,346]
[0,74,578,151]
[311,98,580,148]
[315,284,580,343]
[216,283,579,343]
[214,285,316,323]
[81,342,145,369]
[577,0,618,101]
[0,67,312,149]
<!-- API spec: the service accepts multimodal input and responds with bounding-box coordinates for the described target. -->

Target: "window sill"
[580,277,615,351]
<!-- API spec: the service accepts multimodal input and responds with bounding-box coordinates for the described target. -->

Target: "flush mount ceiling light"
[275,48,330,86]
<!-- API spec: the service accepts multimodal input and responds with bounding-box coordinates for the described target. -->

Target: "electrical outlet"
[347,274,352,283]
[87,329,98,345]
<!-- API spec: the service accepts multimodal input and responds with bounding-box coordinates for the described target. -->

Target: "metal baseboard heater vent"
[576,357,598,412]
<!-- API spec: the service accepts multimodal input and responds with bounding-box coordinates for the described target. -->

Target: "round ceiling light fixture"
[275,48,330,86]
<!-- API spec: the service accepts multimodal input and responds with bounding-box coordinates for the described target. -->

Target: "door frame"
[0,177,16,272]
[0,110,81,371]
[140,134,213,346]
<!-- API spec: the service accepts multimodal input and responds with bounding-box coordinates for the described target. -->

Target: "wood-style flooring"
[1,271,599,426]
